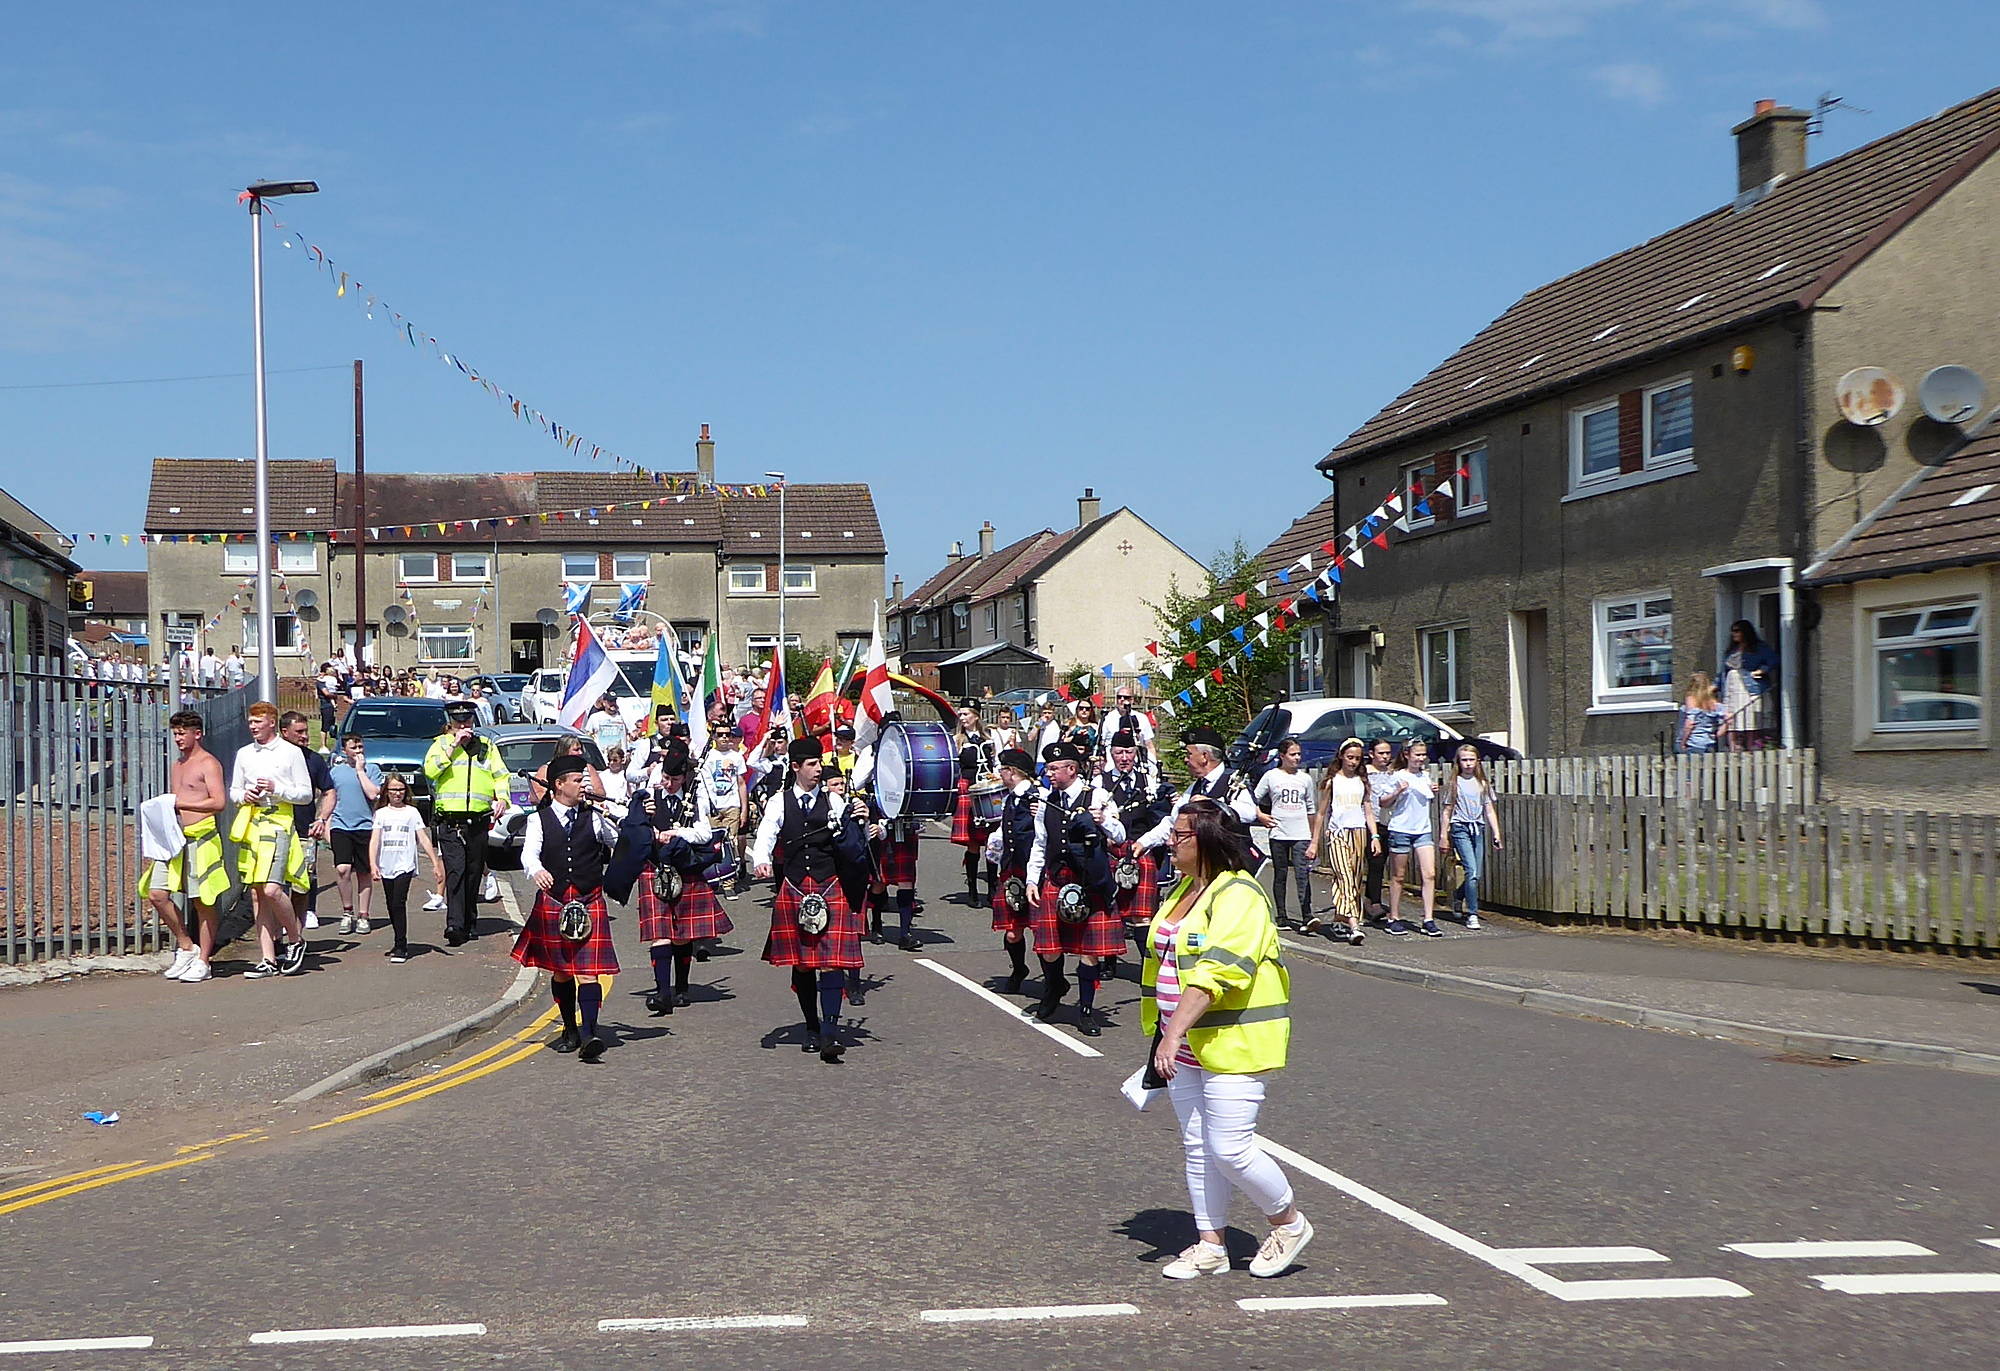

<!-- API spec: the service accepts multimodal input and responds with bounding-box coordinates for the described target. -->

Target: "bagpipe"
[603,784,734,905]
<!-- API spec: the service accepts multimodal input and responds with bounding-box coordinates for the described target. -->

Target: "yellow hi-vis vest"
[423,733,509,815]
[1140,871,1291,1075]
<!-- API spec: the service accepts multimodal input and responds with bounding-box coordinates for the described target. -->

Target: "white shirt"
[1034,721,1063,761]
[1324,771,1370,831]
[642,781,714,845]
[1254,767,1317,842]
[751,783,847,870]
[373,806,427,879]
[199,655,222,685]
[423,678,448,699]
[521,798,619,882]
[1025,777,1123,887]
[1099,708,1155,756]
[1137,765,1259,851]
[230,738,314,806]
[1384,769,1437,836]
[701,751,748,810]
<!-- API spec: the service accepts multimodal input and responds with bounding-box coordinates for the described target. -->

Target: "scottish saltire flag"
[614,582,647,620]
[557,618,618,730]
[562,580,591,616]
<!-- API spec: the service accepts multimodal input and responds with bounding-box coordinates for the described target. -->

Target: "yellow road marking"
[0,1160,150,1205]
[0,1153,215,1218]
[310,1040,547,1131]
[177,1130,268,1155]
[361,1008,559,1102]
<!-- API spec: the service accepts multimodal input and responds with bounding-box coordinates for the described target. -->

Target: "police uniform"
[512,755,621,1062]
[1025,740,1124,1034]
[423,702,510,945]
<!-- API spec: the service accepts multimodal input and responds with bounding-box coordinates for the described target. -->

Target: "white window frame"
[782,564,816,594]
[1421,624,1470,714]
[1643,376,1695,469]
[1569,398,1623,490]
[417,623,476,663]
[560,552,598,583]
[1400,459,1436,532]
[728,564,765,594]
[1457,441,1489,515]
[451,551,492,582]
[398,552,440,584]
[241,611,302,656]
[886,619,903,649]
[222,544,258,575]
[611,552,649,581]
[275,542,316,574]
[1289,623,1326,699]
[1870,600,1983,734]
[982,602,997,636]
[744,633,802,664]
[1591,590,1675,711]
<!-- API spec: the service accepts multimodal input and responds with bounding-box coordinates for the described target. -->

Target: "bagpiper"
[1025,740,1124,1036]
[1135,725,1262,864]
[626,739,732,1017]
[1098,728,1175,974]
[982,746,1040,995]
[514,753,621,1063]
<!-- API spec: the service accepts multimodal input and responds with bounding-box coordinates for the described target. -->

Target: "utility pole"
[353,359,366,666]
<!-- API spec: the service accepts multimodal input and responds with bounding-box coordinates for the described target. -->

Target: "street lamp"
[765,470,787,669]
[244,178,319,704]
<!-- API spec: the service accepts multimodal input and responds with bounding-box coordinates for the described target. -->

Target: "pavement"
[1,831,1996,1370]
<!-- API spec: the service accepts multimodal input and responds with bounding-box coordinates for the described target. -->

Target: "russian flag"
[557,618,619,731]
[761,651,789,739]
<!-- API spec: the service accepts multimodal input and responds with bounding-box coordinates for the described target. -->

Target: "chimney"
[978,521,995,557]
[1732,99,1810,193]
[947,540,963,562]
[695,422,715,484]
[1076,487,1101,528]
[891,574,904,602]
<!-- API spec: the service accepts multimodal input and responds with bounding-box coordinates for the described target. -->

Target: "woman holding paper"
[1142,798,1311,1281]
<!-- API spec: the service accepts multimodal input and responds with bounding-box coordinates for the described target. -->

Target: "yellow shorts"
[138,816,230,906]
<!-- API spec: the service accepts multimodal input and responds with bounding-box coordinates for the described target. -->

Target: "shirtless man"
[140,710,229,983]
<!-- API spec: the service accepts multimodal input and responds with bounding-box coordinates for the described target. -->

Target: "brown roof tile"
[1251,492,1341,603]
[77,569,147,614]
[144,458,338,532]
[534,471,723,544]
[721,482,885,557]
[1803,427,2000,584]
[1324,87,2000,468]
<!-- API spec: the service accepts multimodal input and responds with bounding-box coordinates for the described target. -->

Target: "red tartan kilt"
[1113,844,1161,923]
[872,832,920,888]
[636,867,734,944]
[950,780,993,848]
[991,862,1031,934]
[763,876,864,970]
[1032,879,1125,957]
[512,887,620,978]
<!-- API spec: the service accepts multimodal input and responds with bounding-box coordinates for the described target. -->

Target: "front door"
[510,622,543,674]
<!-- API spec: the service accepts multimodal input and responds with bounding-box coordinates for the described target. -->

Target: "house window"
[1458,443,1489,515]
[982,603,997,636]
[728,564,765,594]
[275,543,316,574]
[241,612,300,655]
[398,552,439,583]
[1645,378,1694,466]
[782,565,816,593]
[1401,460,1436,532]
[914,613,930,638]
[222,544,258,575]
[886,619,903,649]
[1873,601,1982,731]
[837,632,869,661]
[1593,592,1674,706]
[611,552,649,581]
[451,552,492,582]
[1289,623,1326,699]
[1571,400,1622,484]
[676,625,707,659]
[744,634,801,666]
[560,553,598,583]
[418,624,475,663]
[1422,625,1470,712]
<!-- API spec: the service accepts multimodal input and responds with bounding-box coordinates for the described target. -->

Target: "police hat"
[1108,729,1138,750]
[1041,740,1086,767]
[445,700,479,722]
[548,754,589,781]
[788,736,824,765]
[1182,726,1227,750]
[998,747,1033,773]
[834,725,856,741]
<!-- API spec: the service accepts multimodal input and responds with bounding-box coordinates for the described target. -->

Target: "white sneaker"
[178,958,212,983]
[480,873,500,902]
[1249,1216,1315,1278]
[1464,915,1482,931]
[423,892,447,912]
[303,912,321,929]
[1162,1242,1230,1279]
[164,948,196,978]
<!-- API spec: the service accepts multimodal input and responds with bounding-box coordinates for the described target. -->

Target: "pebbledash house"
[1270,89,2000,802]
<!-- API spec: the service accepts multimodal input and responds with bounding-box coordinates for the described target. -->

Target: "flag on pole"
[761,651,789,740]
[613,582,647,621]
[802,656,838,736]
[649,630,681,736]
[854,602,894,748]
[562,581,591,616]
[557,619,618,731]
[687,634,715,758]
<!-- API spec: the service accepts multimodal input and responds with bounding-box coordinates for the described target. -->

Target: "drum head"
[876,724,912,820]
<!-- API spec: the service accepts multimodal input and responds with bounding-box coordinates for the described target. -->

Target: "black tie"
[564,806,580,839]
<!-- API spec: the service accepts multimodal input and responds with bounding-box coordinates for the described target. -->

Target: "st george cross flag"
[557,618,618,731]
[854,603,895,748]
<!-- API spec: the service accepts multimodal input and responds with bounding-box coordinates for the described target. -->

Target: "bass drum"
[874,720,960,820]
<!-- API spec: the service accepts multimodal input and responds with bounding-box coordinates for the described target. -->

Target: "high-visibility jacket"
[1140,870,1291,1075]
[423,733,509,816]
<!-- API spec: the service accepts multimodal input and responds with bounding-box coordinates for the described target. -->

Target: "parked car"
[1227,697,1521,783]
[477,724,608,869]
[333,697,452,809]
[467,674,532,724]
[525,668,567,725]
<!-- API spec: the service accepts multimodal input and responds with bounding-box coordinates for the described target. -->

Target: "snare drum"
[874,720,960,820]
[969,781,1006,825]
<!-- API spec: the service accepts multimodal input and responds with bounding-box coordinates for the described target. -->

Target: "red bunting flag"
[1320,541,1337,557]
[1273,615,1287,633]
[1210,667,1225,684]
[1371,530,1390,549]
[1232,591,1248,610]
[1183,651,1199,667]
[1057,683,1072,701]
[1145,641,1159,658]
[1279,598,1295,615]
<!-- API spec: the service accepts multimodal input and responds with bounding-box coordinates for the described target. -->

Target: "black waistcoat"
[538,805,607,892]
[778,787,837,884]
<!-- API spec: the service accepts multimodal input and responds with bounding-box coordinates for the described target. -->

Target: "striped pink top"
[1152,916,1201,1067]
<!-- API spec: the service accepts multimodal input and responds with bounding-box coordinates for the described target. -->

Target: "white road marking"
[0,1337,154,1355]
[248,1323,487,1345]
[1725,1240,1936,1260]
[1813,1273,2000,1296]
[918,1303,1139,1324]
[495,878,524,927]
[1238,1293,1448,1312]
[1254,1136,1751,1303]
[1497,1246,1669,1265]
[598,1316,808,1332]
[1981,1239,2000,1251]
[913,957,1103,1058]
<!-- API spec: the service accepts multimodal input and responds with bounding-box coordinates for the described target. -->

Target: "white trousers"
[1167,1062,1294,1232]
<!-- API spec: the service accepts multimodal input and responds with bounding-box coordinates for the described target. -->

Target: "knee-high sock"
[895,887,916,935]
[1006,938,1028,977]
[577,981,603,1038]
[674,946,693,991]
[963,849,980,879]
[1039,955,1067,997]
[1077,961,1100,1010]
[792,967,819,1030]
[649,944,674,1001]
[552,977,578,1033]
[817,970,845,1028]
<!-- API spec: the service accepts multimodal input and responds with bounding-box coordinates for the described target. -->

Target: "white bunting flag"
[1195,678,1209,698]
[1254,611,1270,630]
[1211,602,1228,622]
[1348,545,1365,568]
[1385,493,1403,513]
[1122,652,1137,671]
[1254,579,1268,597]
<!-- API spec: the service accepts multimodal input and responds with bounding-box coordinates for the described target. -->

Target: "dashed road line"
[1812,1273,2000,1296]
[914,957,1103,1058]
[1238,1293,1447,1312]
[0,1337,153,1355]
[248,1323,487,1345]
[1497,1246,1668,1265]
[1724,1240,1935,1260]
[918,1303,1139,1324]
[598,1316,808,1332]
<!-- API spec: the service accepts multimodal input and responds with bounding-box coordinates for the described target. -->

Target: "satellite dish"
[384,604,408,626]
[1919,364,1986,424]
[1837,366,1905,427]
[294,588,319,610]
[536,607,560,627]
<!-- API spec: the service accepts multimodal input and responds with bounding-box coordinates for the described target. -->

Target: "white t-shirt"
[1446,775,1491,825]
[1253,768,1317,841]
[1325,772,1369,830]
[374,806,426,879]
[702,751,747,810]
[1385,769,1437,835]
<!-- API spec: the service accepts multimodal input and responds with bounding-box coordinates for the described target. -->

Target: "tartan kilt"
[763,875,864,970]
[872,831,920,888]
[1033,878,1125,957]
[512,886,620,977]
[1112,844,1160,924]
[636,867,733,944]
[991,862,1031,934]
[949,780,993,848]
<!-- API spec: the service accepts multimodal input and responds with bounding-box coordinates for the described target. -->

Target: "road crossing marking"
[248,1323,487,1345]
[1496,1247,1669,1265]
[914,957,1104,1058]
[599,1316,808,1332]
[1238,1294,1447,1312]
[0,1337,153,1355]
[918,1303,1139,1324]
[1812,1273,2000,1296]
[1724,1240,1935,1260]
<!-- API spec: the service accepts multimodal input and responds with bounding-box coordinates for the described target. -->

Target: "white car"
[525,668,567,724]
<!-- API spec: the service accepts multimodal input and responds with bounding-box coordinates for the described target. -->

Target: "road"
[1,833,1995,1370]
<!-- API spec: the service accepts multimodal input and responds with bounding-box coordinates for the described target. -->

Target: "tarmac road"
[1,833,1995,1370]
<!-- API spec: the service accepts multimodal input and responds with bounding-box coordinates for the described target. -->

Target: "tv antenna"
[1809,92,1871,135]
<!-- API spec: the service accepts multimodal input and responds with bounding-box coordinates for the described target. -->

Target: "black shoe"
[578,1036,606,1063]
[444,930,467,948]
[693,945,710,962]
[279,940,307,975]
[551,1028,581,1054]
[897,934,922,952]
[1078,1009,1103,1038]
[847,984,866,1007]
[645,993,672,1017]
[818,1033,846,1063]
[674,991,691,1008]
[1003,969,1026,996]
[387,946,410,963]
[801,1021,822,1051]
[1034,993,1062,1022]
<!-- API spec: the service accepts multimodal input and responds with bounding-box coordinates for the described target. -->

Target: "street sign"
[164,625,197,647]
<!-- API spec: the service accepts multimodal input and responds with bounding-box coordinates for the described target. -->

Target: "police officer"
[422,700,510,946]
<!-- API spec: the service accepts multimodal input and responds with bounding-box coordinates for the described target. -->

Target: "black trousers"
[433,814,489,938]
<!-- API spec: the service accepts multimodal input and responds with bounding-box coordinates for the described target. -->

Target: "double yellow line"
[311,1007,559,1130]
[0,1130,265,1218]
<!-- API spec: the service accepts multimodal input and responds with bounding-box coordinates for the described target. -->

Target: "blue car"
[333,698,452,810]
[1227,697,1521,785]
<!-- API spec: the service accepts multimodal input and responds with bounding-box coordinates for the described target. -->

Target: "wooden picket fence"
[1486,748,1816,808]
[1483,791,2000,950]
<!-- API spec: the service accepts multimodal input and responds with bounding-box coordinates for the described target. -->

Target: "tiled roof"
[79,570,147,614]
[1324,87,2000,467]
[966,529,1077,601]
[891,552,992,614]
[1251,491,1341,606]
[144,458,338,532]
[1802,426,2000,584]
[722,482,885,557]
[534,471,723,544]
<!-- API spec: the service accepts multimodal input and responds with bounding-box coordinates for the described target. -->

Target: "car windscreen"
[490,675,529,691]
[344,704,448,738]
[494,738,607,774]
[612,662,654,697]
[1232,707,1289,749]
[1297,710,1355,743]
[1346,708,1446,747]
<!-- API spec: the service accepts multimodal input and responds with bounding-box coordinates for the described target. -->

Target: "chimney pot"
[695,424,716,483]
[947,540,962,562]
[978,520,995,557]
[891,574,904,601]
[1732,100,1810,194]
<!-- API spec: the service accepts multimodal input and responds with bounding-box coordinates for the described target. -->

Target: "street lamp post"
[765,470,787,668]
[244,178,319,704]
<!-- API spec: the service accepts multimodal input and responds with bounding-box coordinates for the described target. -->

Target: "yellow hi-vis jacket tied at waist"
[1140,870,1291,1075]
[422,733,510,816]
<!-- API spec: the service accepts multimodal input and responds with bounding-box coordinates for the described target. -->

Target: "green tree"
[1053,660,1098,699]
[783,643,831,705]
[1148,539,1297,749]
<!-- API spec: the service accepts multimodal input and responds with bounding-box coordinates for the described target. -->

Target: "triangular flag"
[1254,611,1270,630]
[1320,541,1338,558]
[1190,617,1204,635]
[1210,667,1225,684]
[1347,546,1364,568]
[1385,493,1404,512]
[1252,581,1267,597]
[1435,479,1454,502]
[1230,627,1246,644]
[1183,651,1198,668]
[1231,592,1248,611]
[1211,603,1227,622]
[1195,679,1209,698]
[1372,530,1390,549]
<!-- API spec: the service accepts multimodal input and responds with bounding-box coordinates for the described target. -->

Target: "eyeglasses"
[1169,827,1196,843]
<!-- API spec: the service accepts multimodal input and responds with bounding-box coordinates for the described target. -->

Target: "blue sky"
[6,1,1997,586]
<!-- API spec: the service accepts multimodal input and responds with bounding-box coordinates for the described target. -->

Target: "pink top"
[1152,915,1202,1067]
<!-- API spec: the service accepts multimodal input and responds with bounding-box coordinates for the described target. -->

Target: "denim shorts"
[1385,829,1434,854]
